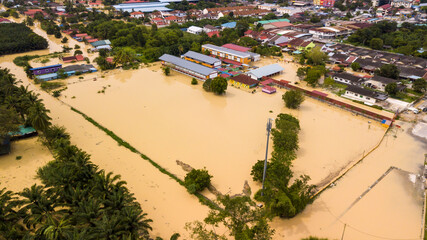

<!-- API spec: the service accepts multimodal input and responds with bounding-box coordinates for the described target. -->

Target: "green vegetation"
[385,82,398,96]
[191,78,198,85]
[184,168,212,194]
[186,195,274,240]
[375,64,400,79]
[351,62,361,71]
[40,81,64,91]
[347,21,427,58]
[251,114,314,218]
[0,68,153,238]
[0,23,48,55]
[203,78,212,92]
[413,78,426,93]
[303,66,327,87]
[209,76,228,95]
[163,66,171,76]
[282,90,305,109]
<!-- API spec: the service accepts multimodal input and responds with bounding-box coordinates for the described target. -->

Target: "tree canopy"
[0,23,48,55]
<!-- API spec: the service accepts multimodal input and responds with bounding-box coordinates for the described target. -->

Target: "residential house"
[0,18,11,23]
[61,54,85,63]
[343,85,386,104]
[309,26,351,39]
[376,4,392,17]
[130,11,144,18]
[332,72,364,85]
[287,38,315,51]
[391,0,413,8]
[364,75,398,91]
[203,25,218,33]
[258,4,278,10]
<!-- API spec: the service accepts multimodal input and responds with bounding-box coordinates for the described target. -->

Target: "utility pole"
[261,118,273,196]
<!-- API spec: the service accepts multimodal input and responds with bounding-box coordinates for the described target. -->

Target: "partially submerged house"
[30,64,62,76]
[202,44,252,65]
[159,54,218,80]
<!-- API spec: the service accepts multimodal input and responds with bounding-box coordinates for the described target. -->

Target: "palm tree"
[113,48,135,66]
[0,188,26,239]
[119,206,152,239]
[27,101,51,132]
[41,215,73,240]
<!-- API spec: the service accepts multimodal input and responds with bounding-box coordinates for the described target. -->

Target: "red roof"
[75,55,84,61]
[222,43,251,52]
[220,73,230,78]
[244,29,253,35]
[152,17,163,21]
[0,18,11,23]
[379,4,391,9]
[270,21,293,28]
[165,16,177,20]
[231,74,259,86]
[131,11,143,15]
[87,38,98,42]
[75,33,88,37]
[260,79,274,85]
[207,31,220,37]
[262,85,276,92]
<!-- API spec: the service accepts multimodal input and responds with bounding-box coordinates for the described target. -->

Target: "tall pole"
[261,118,273,196]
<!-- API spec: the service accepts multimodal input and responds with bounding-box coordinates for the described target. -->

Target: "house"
[247,64,284,80]
[61,54,84,63]
[287,38,315,51]
[202,44,251,65]
[30,64,62,76]
[332,72,364,85]
[258,3,278,10]
[182,51,221,68]
[187,26,203,34]
[221,22,236,29]
[90,40,111,48]
[267,35,288,46]
[230,74,259,89]
[277,7,299,16]
[364,75,398,91]
[343,85,386,104]
[159,54,218,80]
[203,25,217,33]
[376,4,392,16]
[398,66,427,80]
[130,11,144,18]
[0,18,11,23]
[309,26,351,39]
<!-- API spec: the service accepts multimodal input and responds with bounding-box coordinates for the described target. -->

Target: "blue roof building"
[221,22,236,29]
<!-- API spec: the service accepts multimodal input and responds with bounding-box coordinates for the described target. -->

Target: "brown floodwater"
[0,28,425,239]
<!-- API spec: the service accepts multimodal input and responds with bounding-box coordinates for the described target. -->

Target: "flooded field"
[0,137,53,192]
[0,27,425,239]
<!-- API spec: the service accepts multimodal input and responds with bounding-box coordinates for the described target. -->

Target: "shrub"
[191,78,198,85]
[163,66,170,76]
[184,168,212,194]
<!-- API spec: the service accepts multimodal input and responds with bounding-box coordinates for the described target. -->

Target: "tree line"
[0,23,48,55]
[0,68,154,239]
[347,21,427,59]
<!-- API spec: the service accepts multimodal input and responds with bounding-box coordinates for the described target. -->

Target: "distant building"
[332,72,364,85]
[343,85,386,104]
[203,25,218,33]
[364,75,398,91]
[313,0,335,7]
[187,26,203,34]
[130,11,144,18]
[113,2,172,13]
[159,54,218,80]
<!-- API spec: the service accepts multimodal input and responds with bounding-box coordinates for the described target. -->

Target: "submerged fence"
[266,77,395,122]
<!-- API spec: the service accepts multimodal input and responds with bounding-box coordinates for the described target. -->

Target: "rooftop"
[202,44,251,58]
[222,43,251,52]
[231,74,259,86]
[30,64,62,71]
[183,51,221,65]
[159,54,218,76]
[247,64,284,79]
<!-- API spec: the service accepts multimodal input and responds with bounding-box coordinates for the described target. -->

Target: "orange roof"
[131,11,143,15]
[165,16,177,20]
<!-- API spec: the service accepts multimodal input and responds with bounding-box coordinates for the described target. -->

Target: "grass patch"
[13,55,40,67]
[40,81,64,91]
[70,107,220,211]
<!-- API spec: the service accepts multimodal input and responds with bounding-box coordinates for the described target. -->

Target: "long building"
[182,51,222,68]
[159,54,218,80]
[247,64,284,80]
[113,2,172,12]
[202,44,251,65]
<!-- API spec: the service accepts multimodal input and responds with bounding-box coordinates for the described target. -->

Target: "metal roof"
[202,44,251,58]
[113,2,171,12]
[247,64,284,79]
[90,40,111,47]
[183,51,221,65]
[30,64,62,71]
[35,73,58,80]
[159,54,218,76]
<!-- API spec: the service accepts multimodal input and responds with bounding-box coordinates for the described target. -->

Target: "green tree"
[163,66,171,76]
[61,37,68,43]
[0,106,20,138]
[282,90,304,109]
[306,47,328,66]
[351,62,361,71]
[385,82,398,95]
[191,78,198,85]
[209,76,228,95]
[369,38,383,50]
[184,168,212,194]
[27,101,52,132]
[203,78,212,92]
[413,78,426,93]
[376,64,400,79]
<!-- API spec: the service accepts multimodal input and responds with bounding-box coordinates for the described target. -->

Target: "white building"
[258,3,278,10]
[343,85,382,105]
[187,26,203,35]
[277,7,299,15]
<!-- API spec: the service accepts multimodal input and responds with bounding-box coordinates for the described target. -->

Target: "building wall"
[229,79,251,89]
[183,56,221,68]
[344,90,377,104]
[32,66,61,75]
[201,47,250,64]
[161,61,215,80]
[365,80,386,91]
